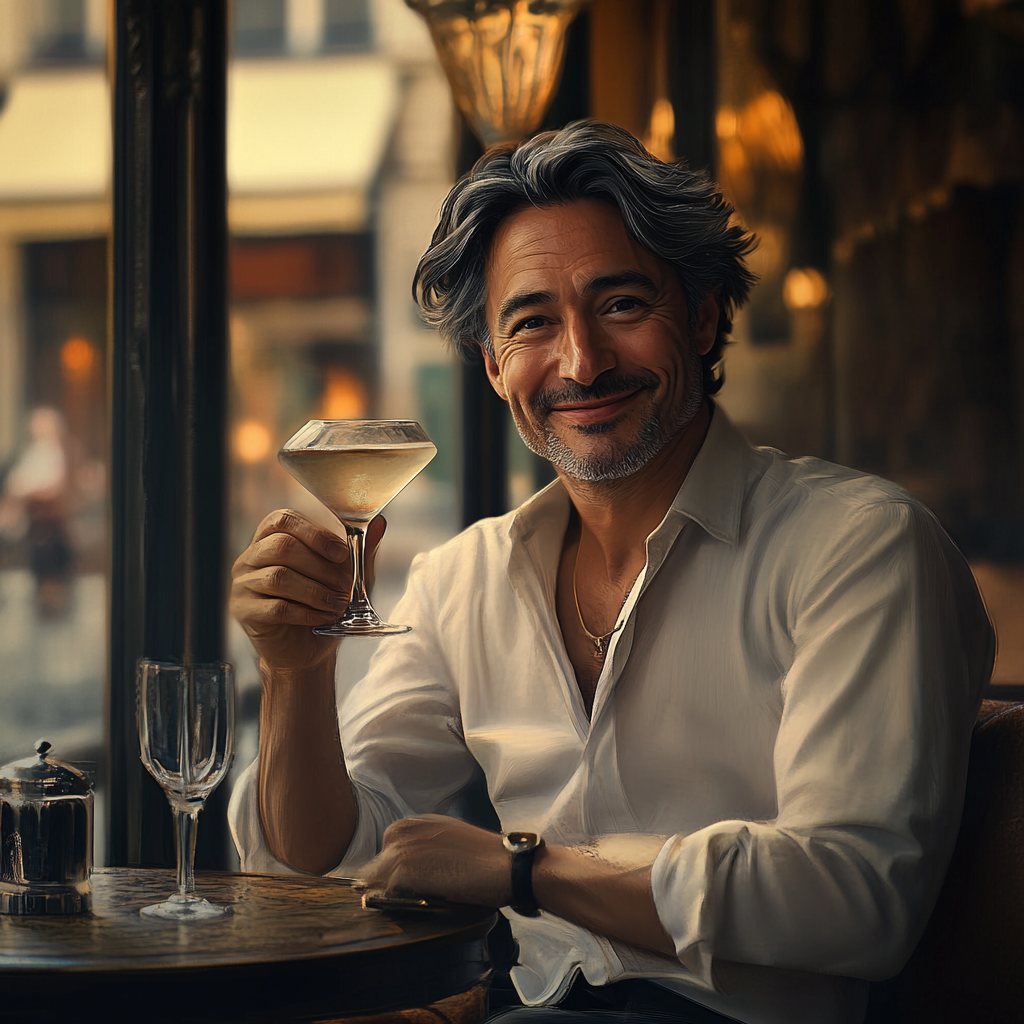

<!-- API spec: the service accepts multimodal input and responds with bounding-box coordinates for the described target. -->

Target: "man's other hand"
[230,509,386,672]
[357,815,513,909]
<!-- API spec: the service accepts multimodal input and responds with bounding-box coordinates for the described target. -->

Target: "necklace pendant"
[592,636,608,659]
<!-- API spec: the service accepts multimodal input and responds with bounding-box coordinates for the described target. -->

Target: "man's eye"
[609,297,641,313]
[514,316,546,333]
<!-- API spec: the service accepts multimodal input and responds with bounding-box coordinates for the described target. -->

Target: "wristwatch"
[503,831,544,917]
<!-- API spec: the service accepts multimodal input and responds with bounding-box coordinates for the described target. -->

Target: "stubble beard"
[511,343,706,483]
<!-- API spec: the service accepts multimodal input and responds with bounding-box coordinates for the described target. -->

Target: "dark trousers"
[486,975,742,1023]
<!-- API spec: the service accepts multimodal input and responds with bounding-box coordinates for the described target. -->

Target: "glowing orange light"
[735,91,803,171]
[644,98,675,163]
[716,107,738,139]
[321,369,367,420]
[715,91,804,210]
[783,268,829,310]
[61,337,96,382]
[235,419,272,464]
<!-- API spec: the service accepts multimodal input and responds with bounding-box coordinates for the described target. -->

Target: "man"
[229,122,994,1024]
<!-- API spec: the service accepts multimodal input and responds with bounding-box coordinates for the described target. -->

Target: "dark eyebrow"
[496,290,555,334]
[583,271,658,295]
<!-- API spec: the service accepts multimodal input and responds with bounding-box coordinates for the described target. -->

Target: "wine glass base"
[314,620,412,637]
[140,893,233,922]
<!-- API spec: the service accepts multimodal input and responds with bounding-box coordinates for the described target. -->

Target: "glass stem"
[345,523,373,617]
[176,809,199,898]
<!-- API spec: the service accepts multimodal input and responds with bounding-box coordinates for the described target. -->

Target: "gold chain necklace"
[572,543,623,660]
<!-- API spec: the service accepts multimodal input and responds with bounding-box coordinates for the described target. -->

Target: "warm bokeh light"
[61,337,96,383]
[234,419,272,464]
[783,267,830,310]
[716,107,739,139]
[644,97,675,163]
[321,368,368,420]
[716,91,803,169]
[716,90,804,210]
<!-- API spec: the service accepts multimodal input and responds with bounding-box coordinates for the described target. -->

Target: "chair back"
[868,699,1024,1023]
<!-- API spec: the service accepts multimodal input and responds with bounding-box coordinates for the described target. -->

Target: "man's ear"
[481,342,508,402]
[693,292,720,357]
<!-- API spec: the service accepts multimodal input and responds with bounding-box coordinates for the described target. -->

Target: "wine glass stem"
[176,809,199,898]
[345,523,373,618]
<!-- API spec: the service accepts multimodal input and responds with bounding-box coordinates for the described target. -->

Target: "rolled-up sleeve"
[228,550,479,875]
[651,499,994,989]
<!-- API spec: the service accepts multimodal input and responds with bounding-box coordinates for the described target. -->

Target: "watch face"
[503,831,541,854]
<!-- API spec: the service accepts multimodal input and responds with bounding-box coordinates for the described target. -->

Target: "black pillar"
[668,0,716,173]
[109,1,229,868]
[460,359,509,527]
[456,120,508,529]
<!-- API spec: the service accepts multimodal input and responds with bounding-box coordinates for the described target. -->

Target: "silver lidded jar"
[0,739,93,914]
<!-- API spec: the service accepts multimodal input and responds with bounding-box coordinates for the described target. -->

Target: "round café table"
[0,868,496,1023]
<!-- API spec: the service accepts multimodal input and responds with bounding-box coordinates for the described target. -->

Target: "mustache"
[530,371,660,415]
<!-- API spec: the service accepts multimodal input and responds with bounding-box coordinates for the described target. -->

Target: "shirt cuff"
[650,827,737,992]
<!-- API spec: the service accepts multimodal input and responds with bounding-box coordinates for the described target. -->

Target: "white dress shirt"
[230,407,994,1024]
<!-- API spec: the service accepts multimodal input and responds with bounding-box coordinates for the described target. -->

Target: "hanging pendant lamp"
[405,0,586,147]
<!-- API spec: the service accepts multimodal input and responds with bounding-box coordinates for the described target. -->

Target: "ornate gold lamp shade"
[406,0,586,147]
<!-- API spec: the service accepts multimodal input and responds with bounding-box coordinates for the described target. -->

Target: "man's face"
[482,199,717,482]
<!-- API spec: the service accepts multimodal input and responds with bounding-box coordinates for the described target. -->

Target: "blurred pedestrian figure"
[2,408,75,617]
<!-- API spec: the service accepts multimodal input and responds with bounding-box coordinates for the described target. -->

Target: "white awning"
[0,57,400,230]
[228,56,398,195]
[0,70,110,201]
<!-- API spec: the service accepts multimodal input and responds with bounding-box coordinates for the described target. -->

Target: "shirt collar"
[508,401,753,550]
[665,402,750,545]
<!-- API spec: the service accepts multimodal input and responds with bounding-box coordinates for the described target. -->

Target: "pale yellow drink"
[278,443,436,526]
[278,419,436,635]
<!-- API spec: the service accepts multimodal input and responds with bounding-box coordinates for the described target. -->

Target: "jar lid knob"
[0,740,91,795]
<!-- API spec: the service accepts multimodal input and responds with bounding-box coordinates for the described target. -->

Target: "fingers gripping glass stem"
[313,523,409,636]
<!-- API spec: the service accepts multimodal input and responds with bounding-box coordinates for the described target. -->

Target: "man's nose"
[557,312,616,384]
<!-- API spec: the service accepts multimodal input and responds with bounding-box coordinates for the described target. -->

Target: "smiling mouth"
[549,388,645,424]
[531,370,660,425]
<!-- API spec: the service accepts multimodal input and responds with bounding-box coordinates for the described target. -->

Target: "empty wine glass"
[137,659,235,921]
[278,419,436,635]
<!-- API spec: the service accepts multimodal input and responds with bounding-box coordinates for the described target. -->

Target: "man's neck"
[556,399,712,578]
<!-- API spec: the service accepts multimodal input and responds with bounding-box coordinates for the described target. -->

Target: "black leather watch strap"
[503,832,543,917]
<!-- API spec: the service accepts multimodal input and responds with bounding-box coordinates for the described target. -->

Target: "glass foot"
[140,893,233,921]
[314,605,412,636]
[314,620,412,636]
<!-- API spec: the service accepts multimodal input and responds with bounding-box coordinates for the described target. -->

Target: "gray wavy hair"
[413,120,757,394]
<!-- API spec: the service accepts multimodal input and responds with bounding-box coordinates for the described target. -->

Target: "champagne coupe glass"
[278,419,436,636]
[137,659,235,921]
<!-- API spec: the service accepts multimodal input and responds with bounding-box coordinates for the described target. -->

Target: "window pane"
[0,0,109,864]
[29,0,88,64]
[323,0,371,51]
[234,0,287,56]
